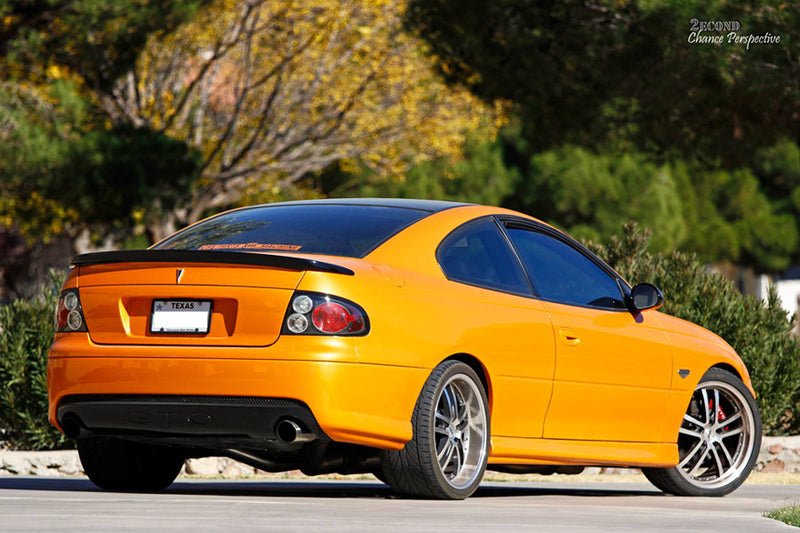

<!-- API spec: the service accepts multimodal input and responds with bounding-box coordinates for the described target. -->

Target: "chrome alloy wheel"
[676,380,757,489]
[433,374,488,490]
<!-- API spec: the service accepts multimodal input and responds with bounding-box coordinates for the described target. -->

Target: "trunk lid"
[77,260,305,347]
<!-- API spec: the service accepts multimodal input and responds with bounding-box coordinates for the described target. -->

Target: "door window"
[505,227,625,309]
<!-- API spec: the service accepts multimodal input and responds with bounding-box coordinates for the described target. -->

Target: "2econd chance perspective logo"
[688,18,781,49]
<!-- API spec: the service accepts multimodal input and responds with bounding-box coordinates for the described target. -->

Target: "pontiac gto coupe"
[48,199,761,499]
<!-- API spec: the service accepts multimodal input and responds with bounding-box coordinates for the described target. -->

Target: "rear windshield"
[153,204,429,258]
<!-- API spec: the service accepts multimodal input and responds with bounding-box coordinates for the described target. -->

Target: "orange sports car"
[48,199,761,499]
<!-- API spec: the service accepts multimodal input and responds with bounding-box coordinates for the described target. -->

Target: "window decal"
[198,243,302,251]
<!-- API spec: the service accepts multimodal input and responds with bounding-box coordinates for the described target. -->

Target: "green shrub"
[0,271,70,450]
[587,223,800,435]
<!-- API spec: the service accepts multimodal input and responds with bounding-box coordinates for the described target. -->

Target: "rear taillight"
[283,292,368,336]
[55,289,88,333]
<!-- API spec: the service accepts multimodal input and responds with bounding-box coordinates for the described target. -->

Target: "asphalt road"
[1,477,799,532]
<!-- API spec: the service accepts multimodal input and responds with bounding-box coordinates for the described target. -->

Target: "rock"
[776,450,800,472]
[599,467,639,475]
[760,459,786,474]
[184,457,221,477]
[2,453,30,475]
[56,453,83,475]
[769,444,784,455]
[0,450,84,477]
[58,461,82,476]
[222,461,256,478]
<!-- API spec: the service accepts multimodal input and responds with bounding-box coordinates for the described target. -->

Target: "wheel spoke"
[434,425,449,436]
[683,413,704,427]
[721,411,742,427]
[710,444,725,476]
[719,426,744,439]
[444,385,457,419]
[457,388,472,420]
[467,419,483,434]
[435,410,450,424]
[718,440,734,467]
[713,389,721,424]
[679,427,703,438]
[438,440,454,468]
[701,389,712,424]
[453,440,464,473]
[688,445,710,476]
[679,440,705,469]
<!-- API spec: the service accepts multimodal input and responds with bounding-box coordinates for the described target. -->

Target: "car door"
[501,219,673,443]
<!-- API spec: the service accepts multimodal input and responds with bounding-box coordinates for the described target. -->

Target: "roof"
[240,198,471,213]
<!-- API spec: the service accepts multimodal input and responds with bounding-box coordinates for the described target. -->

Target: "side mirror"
[630,283,664,312]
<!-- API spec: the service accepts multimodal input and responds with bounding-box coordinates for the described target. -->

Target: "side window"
[505,227,625,309]
[437,219,530,295]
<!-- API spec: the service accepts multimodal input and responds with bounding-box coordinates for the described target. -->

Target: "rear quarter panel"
[297,206,558,439]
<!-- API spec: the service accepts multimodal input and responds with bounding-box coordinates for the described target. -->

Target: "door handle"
[558,327,580,346]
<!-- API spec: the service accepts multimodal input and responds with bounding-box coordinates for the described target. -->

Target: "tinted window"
[155,205,428,258]
[506,227,624,309]
[438,219,530,295]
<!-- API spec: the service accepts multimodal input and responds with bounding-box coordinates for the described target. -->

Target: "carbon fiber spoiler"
[71,250,355,276]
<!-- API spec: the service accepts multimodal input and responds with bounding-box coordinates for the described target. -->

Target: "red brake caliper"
[710,398,728,429]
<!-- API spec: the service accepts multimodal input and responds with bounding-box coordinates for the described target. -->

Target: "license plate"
[150,300,212,334]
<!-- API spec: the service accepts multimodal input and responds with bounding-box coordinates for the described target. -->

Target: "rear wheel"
[643,368,761,496]
[380,360,490,499]
[78,437,184,492]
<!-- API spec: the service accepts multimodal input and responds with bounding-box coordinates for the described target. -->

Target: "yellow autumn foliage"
[114,0,503,219]
[0,192,78,245]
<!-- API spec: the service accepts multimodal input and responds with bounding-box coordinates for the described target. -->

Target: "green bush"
[587,224,800,435]
[0,271,70,450]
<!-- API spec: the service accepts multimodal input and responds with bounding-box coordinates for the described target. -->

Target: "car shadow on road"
[0,476,663,499]
[473,483,662,498]
[0,477,97,492]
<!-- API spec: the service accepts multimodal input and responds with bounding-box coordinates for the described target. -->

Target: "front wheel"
[380,360,490,499]
[78,437,184,492]
[643,368,761,496]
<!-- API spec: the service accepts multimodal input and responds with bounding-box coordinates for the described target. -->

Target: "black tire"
[380,360,490,500]
[371,469,389,485]
[643,367,761,497]
[78,437,184,492]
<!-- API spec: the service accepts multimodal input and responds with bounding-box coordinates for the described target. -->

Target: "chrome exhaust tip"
[275,419,315,443]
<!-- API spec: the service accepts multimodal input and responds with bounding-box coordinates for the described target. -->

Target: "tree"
[0,1,208,297]
[506,145,797,270]
[113,0,500,240]
[404,0,800,168]
[0,1,208,242]
[401,0,800,271]
[1,1,207,92]
[506,146,687,251]
[326,133,520,207]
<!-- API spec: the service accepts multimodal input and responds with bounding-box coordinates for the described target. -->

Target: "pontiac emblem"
[176,269,185,284]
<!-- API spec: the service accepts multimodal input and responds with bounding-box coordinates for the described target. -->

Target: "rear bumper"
[48,334,427,450]
[56,394,324,442]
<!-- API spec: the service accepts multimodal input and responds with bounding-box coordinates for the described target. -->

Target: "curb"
[3,435,798,477]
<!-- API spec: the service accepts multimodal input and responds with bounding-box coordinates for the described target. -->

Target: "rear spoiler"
[71,250,355,276]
